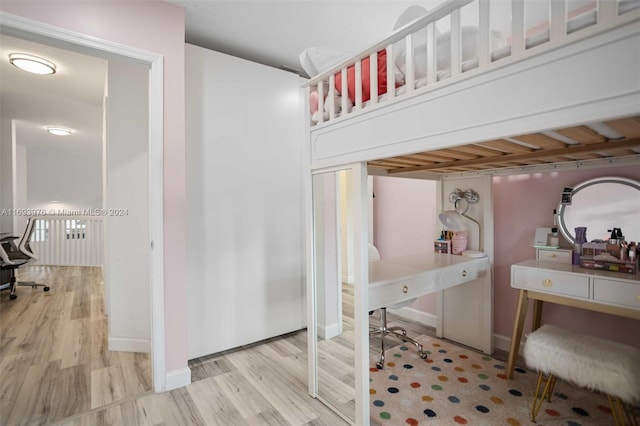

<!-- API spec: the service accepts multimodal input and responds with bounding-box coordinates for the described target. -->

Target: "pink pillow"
[309,90,319,114]
[334,50,390,104]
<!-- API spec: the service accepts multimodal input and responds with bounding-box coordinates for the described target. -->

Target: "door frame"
[0,12,167,392]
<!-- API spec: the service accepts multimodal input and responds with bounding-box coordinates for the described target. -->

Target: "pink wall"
[494,165,640,348]
[372,176,438,312]
[0,1,188,371]
[374,166,640,349]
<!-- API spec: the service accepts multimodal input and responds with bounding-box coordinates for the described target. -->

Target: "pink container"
[452,232,468,255]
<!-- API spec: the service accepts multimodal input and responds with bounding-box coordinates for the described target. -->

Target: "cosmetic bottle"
[573,227,587,265]
[548,227,559,247]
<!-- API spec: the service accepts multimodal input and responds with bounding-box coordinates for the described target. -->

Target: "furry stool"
[523,324,640,425]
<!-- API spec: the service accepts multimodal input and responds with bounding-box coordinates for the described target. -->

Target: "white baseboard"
[108,336,151,353]
[384,310,520,357]
[387,306,437,328]
[318,322,341,340]
[165,367,191,391]
[493,332,524,355]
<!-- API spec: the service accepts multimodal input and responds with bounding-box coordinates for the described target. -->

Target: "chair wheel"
[10,294,17,300]
[44,287,50,292]
[376,362,384,370]
[420,352,428,359]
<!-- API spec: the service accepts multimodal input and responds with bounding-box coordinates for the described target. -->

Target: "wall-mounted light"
[46,127,72,136]
[9,53,56,75]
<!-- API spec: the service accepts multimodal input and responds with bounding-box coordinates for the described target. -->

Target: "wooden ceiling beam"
[387,138,640,174]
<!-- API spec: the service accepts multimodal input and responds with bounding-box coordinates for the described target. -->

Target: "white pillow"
[392,5,431,80]
[299,46,354,78]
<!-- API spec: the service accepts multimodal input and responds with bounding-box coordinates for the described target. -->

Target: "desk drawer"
[593,278,640,310]
[369,262,482,310]
[439,263,480,286]
[537,249,572,264]
[512,267,590,298]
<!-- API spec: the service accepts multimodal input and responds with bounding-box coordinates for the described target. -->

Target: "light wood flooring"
[0,265,152,425]
[2,269,506,425]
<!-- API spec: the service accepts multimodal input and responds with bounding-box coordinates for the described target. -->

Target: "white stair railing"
[29,216,104,266]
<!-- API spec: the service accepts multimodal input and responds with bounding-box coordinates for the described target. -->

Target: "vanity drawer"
[593,278,640,310]
[536,249,572,264]
[512,267,590,298]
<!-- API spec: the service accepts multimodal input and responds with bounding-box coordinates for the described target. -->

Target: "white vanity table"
[506,258,640,378]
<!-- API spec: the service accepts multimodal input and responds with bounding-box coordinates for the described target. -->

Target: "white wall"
[25,143,101,208]
[0,117,14,233]
[186,44,305,359]
[15,143,27,235]
[104,58,150,353]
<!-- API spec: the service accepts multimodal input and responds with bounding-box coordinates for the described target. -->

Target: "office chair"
[0,217,49,300]
[369,244,427,369]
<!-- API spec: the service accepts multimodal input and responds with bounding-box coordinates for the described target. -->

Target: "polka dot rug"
[369,335,635,425]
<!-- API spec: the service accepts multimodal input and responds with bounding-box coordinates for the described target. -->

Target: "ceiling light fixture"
[9,53,56,75]
[47,127,72,136]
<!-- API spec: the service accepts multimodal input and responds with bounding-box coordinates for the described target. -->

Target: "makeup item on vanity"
[434,239,451,254]
[620,243,628,261]
[573,226,587,265]
[548,227,559,247]
[451,231,468,255]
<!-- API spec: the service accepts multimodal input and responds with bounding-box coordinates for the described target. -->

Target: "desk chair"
[0,218,49,300]
[368,244,427,369]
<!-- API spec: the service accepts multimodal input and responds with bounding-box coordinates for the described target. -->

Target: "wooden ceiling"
[368,116,640,176]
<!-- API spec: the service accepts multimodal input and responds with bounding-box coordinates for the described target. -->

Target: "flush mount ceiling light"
[9,53,56,75]
[46,127,72,136]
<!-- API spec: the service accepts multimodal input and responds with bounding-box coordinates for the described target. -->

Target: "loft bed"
[304,1,640,425]
[304,0,640,178]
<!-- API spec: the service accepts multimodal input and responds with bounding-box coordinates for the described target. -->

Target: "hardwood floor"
[2,270,507,425]
[0,265,151,425]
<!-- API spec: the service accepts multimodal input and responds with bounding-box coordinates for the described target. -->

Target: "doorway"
[0,13,165,424]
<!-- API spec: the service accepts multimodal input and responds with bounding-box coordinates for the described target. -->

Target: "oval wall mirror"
[557,177,640,244]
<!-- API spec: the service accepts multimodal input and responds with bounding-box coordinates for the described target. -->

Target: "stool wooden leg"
[531,372,554,422]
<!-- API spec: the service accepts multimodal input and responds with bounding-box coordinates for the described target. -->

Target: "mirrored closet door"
[309,164,369,425]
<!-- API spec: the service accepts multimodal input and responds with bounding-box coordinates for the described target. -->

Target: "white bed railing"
[306,0,640,127]
[29,216,104,266]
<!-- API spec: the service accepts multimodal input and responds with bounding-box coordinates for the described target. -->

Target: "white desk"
[313,252,493,426]
[369,252,491,311]
[506,259,640,379]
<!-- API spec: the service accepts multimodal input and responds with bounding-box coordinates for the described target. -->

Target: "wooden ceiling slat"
[427,149,480,160]
[563,152,603,160]
[477,139,534,154]
[453,144,505,157]
[407,152,471,163]
[368,117,640,176]
[604,117,640,139]
[554,125,606,144]
[387,138,640,174]
[510,133,568,149]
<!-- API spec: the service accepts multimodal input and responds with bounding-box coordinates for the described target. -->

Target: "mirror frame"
[557,176,640,244]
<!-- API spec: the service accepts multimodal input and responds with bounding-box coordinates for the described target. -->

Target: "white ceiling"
[0,34,106,149]
[0,1,441,152]
[169,0,441,75]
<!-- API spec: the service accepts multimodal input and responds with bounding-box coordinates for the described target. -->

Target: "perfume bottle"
[573,226,587,265]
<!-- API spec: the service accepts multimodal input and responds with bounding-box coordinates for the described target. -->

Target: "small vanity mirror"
[557,177,640,244]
